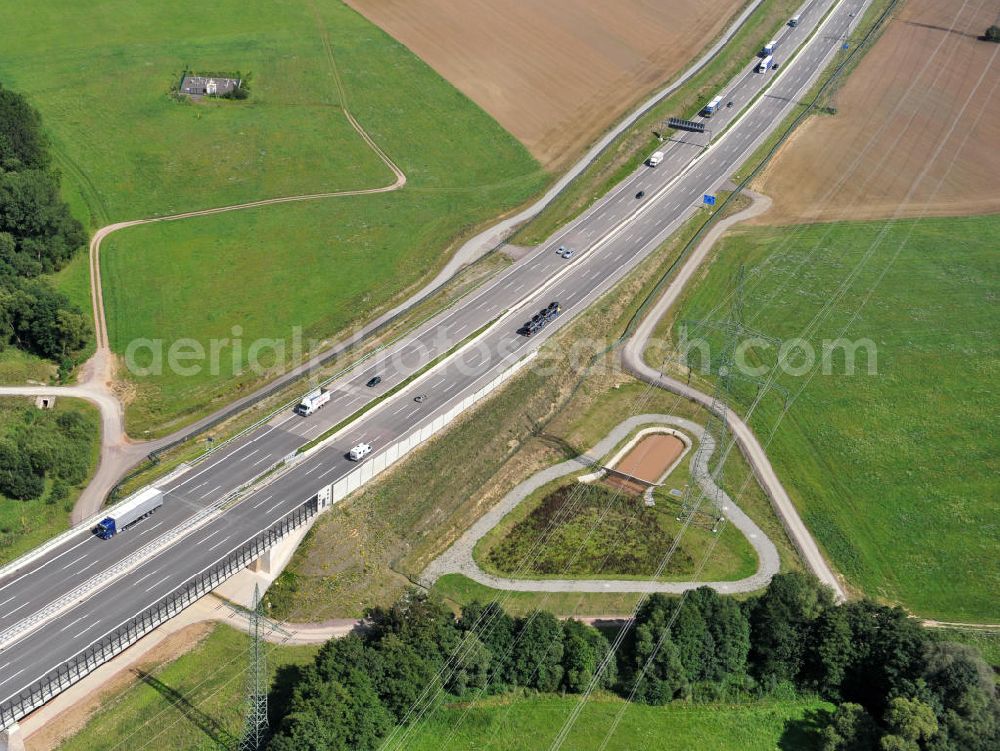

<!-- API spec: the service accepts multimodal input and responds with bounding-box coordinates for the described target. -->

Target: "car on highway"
[636,190,646,199]
[561,249,574,259]
[366,375,382,388]
[557,245,567,254]
[414,394,427,403]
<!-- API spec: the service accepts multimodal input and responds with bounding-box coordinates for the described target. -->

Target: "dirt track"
[344,0,743,170]
[753,0,1000,224]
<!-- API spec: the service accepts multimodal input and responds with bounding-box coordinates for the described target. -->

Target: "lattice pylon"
[238,585,268,751]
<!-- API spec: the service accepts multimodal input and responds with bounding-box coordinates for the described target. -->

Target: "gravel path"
[423,414,779,594]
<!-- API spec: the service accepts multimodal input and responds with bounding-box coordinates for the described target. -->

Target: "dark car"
[366,375,382,388]
[772,62,779,69]
[636,190,646,199]
[414,394,427,403]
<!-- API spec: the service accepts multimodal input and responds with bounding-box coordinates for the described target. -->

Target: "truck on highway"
[763,40,776,56]
[647,151,665,167]
[349,442,372,461]
[789,14,800,27]
[701,96,723,117]
[94,487,164,539]
[295,387,331,416]
[756,54,773,73]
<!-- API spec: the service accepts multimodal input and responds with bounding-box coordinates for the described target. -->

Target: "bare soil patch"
[344,0,744,170]
[753,0,1000,224]
[613,433,685,484]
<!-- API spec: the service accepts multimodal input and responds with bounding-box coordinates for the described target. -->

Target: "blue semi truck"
[94,487,164,539]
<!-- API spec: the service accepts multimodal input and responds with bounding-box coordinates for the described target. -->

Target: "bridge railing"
[0,497,319,729]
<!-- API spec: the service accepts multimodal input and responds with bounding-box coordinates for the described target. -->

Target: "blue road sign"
[703,194,716,206]
[842,42,850,50]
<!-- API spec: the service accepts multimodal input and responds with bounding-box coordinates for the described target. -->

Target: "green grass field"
[0,397,100,564]
[58,623,320,751]
[0,0,546,433]
[666,215,999,621]
[0,2,394,223]
[401,693,831,751]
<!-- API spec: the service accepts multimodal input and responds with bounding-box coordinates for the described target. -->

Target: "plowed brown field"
[344,0,743,170]
[753,0,1000,224]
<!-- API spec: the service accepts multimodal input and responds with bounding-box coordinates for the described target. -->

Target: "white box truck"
[763,40,776,55]
[349,442,372,461]
[296,388,331,416]
[94,487,164,539]
[647,151,665,167]
[702,96,723,117]
[789,14,800,27]
[757,54,773,73]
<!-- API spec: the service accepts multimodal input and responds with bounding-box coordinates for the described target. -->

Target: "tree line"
[0,81,88,366]
[0,403,98,502]
[267,574,999,750]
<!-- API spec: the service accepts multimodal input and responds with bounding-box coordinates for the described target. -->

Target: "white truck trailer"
[757,54,773,73]
[702,96,723,117]
[94,487,164,539]
[349,442,372,461]
[647,151,665,167]
[295,387,331,416]
[763,40,776,55]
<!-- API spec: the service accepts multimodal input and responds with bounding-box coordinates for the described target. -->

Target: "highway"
[0,0,862,719]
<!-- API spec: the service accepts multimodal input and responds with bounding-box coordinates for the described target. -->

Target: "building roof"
[180,75,241,94]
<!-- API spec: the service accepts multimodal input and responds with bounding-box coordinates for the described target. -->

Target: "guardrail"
[0,497,320,729]
[0,351,537,728]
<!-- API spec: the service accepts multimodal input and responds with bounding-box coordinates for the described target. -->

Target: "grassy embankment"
[0,0,547,436]
[266,206,804,622]
[512,0,803,247]
[658,215,999,621]
[0,397,100,564]
[56,623,319,751]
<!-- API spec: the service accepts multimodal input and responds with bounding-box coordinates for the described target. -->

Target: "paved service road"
[0,0,862,716]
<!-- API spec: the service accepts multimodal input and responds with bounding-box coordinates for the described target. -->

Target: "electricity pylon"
[238,585,268,751]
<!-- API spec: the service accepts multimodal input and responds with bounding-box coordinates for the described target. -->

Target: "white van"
[763,40,776,55]
[789,15,800,27]
[349,442,372,461]
[647,151,665,167]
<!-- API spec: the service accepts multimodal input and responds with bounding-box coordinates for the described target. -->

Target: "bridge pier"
[0,723,25,751]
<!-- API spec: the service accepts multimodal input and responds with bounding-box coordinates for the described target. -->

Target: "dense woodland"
[0,402,98,501]
[0,81,88,366]
[267,574,999,751]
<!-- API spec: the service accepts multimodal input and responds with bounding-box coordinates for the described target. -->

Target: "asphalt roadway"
[0,0,863,715]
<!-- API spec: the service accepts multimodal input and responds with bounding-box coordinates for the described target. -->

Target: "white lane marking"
[201,484,222,499]
[1,668,25,685]
[207,536,232,553]
[0,594,17,608]
[304,464,322,475]
[251,455,270,467]
[137,520,165,536]
[4,601,31,618]
[58,614,88,633]
[0,535,94,595]
[265,500,285,515]
[72,622,99,639]
[320,466,342,479]
[131,568,160,587]
[251,494,274,510]
[405,406,420,419]
[300,423,323,437]
[144,574,172,593]
[190,481,208,492]
[59,553,88,571]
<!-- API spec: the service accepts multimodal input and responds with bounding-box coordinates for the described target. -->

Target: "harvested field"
[344,0,744,170]
[753,0,1000,224]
